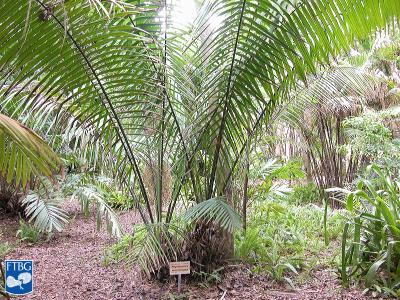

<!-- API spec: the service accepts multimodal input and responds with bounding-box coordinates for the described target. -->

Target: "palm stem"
[207,0,247,199]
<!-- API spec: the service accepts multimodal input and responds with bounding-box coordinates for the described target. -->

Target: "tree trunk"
[242,138,250,232]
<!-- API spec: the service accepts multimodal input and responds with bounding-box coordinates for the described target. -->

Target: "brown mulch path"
[1,202,371,299]
[140,267,371,300]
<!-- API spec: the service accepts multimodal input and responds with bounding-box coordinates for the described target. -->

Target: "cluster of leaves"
[16,220,41,244]
[0,113,61,189]
[338,165,400,297]
[90,177,134,211]
[248,158,303,202]
[346,34,400,70]
[105,222,183,277]
[371,43,400,74]
[287,183,320,205]
[194,267,224,288]
[105,197,241,277]
[0,233,12,260]
[235,198,346,284]
[269,160,306,181]
[343,112,400,173]
[103,234,135,265]
[14,173,125,239]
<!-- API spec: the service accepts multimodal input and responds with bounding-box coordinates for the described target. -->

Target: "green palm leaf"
[125,223,183,276]
[22,191,69,233]
[74,185,123,238]
[184,197,242,233]
[0,113,61,187]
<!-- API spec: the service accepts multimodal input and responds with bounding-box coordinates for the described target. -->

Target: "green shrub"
[343,113,400,173]
[287,183,320,205]
[270,159,305,181]
[348,52,368,67]
[82,176,133,211]
[194,267,224,288]
[235,227,268,262]
[371,44,400,75]
[16,220,41,244]
[338,165,400,297]
[106,190,133,210]
[374,44,400,62]
[248,159,301,203]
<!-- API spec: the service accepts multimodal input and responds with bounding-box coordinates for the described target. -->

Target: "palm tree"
[271,68,377,189]
[1,0,400,275]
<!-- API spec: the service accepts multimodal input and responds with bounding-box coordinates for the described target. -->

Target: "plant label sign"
[169,261,190,293]
[169,261,190,275]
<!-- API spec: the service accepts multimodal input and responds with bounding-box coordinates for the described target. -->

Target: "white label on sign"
[169,261,190,275]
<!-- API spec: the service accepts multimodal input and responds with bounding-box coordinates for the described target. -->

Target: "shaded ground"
[1,202,370,299]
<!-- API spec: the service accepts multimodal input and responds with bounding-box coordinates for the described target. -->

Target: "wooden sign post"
[169,261,190,293]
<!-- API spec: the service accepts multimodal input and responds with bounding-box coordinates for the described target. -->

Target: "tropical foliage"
[1,0,400,290]
[336,165,400,297]
[235,197,346,284]
[0,113,61,188]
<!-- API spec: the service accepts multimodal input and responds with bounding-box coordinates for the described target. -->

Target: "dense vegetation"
[2,0,400,298]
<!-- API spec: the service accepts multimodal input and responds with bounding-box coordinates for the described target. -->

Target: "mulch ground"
[1,201,372,299]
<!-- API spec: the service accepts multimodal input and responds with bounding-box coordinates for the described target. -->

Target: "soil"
[0,201,371,299]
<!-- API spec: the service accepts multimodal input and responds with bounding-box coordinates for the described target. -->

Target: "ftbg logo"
[5,260,33,296]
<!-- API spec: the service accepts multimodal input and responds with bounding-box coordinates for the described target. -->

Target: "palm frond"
[21,191,68,233]
[74,185,123,238]
[183,197,241,233]
[275,67,378,129]
[0,113,61,188]
[255,158,283,179]
[264,184,293,202]
[125,223,183,277]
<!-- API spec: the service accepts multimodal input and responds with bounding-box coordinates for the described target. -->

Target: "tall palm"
[1,0,400,273]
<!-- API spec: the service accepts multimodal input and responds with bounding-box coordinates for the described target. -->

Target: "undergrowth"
[16,220,41,244]
[235,198,346,285]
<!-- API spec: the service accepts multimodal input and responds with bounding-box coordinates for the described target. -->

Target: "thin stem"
[207,0,247,199]
[34,0,154,222]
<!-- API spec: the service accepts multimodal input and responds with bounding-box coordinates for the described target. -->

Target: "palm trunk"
[242,137,250,232]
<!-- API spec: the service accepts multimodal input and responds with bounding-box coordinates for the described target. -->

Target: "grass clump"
[103,234,134,265]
